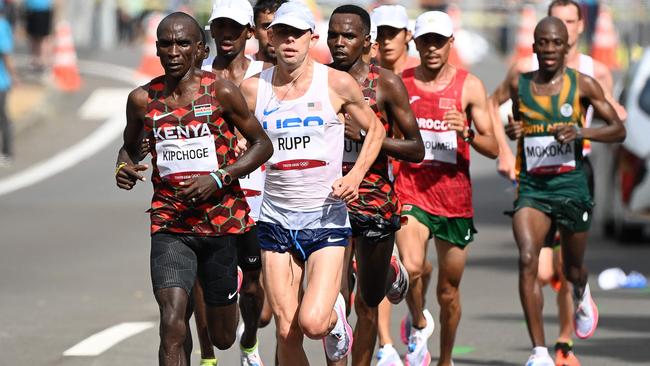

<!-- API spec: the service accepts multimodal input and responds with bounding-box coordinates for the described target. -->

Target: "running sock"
[199,358,217,366]
[554,341,573,355]
[240,340,258,354]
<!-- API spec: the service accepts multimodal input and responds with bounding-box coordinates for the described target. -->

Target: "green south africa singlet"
[515,68,590,201]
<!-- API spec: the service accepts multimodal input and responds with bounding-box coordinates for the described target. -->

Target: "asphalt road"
[1,49,648,366]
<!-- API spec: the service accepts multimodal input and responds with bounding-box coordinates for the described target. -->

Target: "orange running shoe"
[554,342,581,366]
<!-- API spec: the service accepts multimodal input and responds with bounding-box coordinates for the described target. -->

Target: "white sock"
[533,346,549,357]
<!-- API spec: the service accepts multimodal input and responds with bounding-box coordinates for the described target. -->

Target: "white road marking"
[79,88,133,120]
[0,60,140,197]
[63,322,155,356]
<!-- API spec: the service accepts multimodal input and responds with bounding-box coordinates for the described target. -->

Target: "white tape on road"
[63,321,155,356]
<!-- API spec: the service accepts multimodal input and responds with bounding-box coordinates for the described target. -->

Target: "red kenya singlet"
[143,72,254,236]
[342,64,400,220]
[395,67,473,218]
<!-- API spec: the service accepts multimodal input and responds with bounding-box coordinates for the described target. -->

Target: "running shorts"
[257,221,352,261]
[236,225,261,271]
[401,204,476,248]
[513,196,594,233]
[150,233,239,306]
[349,212,401,240]
[25,10,52,38]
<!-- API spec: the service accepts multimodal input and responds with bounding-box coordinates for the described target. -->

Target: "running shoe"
[323,293,353,361]
[525,353,555,366]
[376,344,404,366]
[387,255,410,304]
[400,314,411,345]
[554,341,580,366]
[404,309,434,366]
[240,340,264,366]
[574,283,598,339]
[200,358,217,366]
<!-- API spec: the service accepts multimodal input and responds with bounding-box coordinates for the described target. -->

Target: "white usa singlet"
[254,62,350,230]
[202,59,266,220]
[531,53,595,154]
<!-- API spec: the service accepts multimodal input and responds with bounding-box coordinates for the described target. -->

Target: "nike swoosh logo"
[327,237,345,243]
[153,112,174,121]
[409,96,421,105]
[228,291,238,300]
[263,106,280,116]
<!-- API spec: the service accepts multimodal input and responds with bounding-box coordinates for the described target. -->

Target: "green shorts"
[401,204,477,248]
[513,196,594,233]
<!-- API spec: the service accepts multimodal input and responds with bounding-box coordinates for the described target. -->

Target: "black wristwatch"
[216,169,233,186]
[463,128,475,143]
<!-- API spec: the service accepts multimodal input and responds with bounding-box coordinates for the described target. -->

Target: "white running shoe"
[323,293,353,361]
[387,255,410,304]
[404,309,434,366]
[240,341,264,366]
[574,283,599,339]
[376,344,404,366]
[525,348,554,366]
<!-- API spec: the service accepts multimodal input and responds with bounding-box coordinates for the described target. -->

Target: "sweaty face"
[157,21,201,78]
[414,33,452,71]
[550,5,583,47]
[327,13,368,70]
[254,10,276,60]
[533,25,569,73]
[376,26,410,64]
[269,24,315,67]
[210,18,251,57]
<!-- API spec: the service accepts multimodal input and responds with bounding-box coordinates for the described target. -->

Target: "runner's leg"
[156,288,192,366]
[192,280,216,361]
[396,216,430,329]
[352,295,378,366]
[263,250,307,365]
[559,230,589,300]
[435,238,468,366]
[513,207,552,347]
[356,233,395,306]
[554,250,574,342]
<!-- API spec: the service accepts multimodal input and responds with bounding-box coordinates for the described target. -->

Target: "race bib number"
[156,135,218,181]
[524,136,575,175]
[421,130,457,164]
[343,138,362,163]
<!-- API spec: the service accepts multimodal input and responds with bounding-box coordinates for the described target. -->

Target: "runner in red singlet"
[395,11,498,366]
[115,13,272,366]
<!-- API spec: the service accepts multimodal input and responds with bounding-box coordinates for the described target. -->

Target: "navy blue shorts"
[257,221,352,261]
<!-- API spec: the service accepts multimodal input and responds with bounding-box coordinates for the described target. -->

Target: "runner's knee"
[210,329,236,350]
[276,320,302,345]
[436,282,460,308]
[518,247,539,274]
[159,307,188,345]
[401,256,424,281]
[299,309,332,339]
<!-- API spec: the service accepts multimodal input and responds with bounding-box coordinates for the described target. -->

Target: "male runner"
[499,17,625,366]
[395,11,498,366]
[239,2,385,364]
[327,5,425,366]
[115,12,272,366]
[371,4,420,75]
[203,2,269,364]
[251,0,287,63]
[489,2,626,364]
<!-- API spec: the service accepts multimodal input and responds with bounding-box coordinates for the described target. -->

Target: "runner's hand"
[443,106,466,134]
[553,125,578,144]
[235,138,248,157]
[179,175,219,202]
[344,114,363,142]
[505,115,523,140]
[139,138,150,160]
[115,163,148,190]
[332,171,362,204]
[497,150,517,181]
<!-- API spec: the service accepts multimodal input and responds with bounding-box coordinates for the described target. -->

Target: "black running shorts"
[237,225,261,271]
[150,233,238,306]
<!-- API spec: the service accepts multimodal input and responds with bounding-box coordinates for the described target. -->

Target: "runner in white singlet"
[239,2,385,365]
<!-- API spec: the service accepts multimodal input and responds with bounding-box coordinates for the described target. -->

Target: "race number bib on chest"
[155,135,219,181]
[421,130,458,164]
[524,136,575,175]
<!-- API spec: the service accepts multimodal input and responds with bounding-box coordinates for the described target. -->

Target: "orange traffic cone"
[513,5,537,63]
[446,4,466,69]
[591,6,619,70]
[52,20,82,92]
[137,13,164,78]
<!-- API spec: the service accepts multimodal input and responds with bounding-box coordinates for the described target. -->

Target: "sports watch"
[216,169,232,186]
[463,128,475,143]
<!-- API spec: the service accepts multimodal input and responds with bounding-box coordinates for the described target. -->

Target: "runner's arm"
[464,74,498,159]
[571,74,625,143]
[377,70,424,162]
[218,78,273,179]
[592,61,627,120]
[332,71,385,202]
[115,87,149,190]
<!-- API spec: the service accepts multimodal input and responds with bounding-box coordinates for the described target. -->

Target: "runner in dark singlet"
[115,12,272,366]
[327,5,424,366]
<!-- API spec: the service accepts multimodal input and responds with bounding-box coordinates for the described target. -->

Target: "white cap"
[268,1,316,32]
[207,0,254,27]
[413,11,453,39]
[371,5,409,30]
